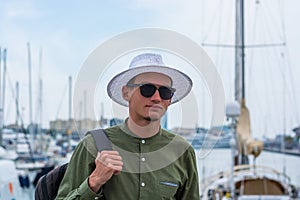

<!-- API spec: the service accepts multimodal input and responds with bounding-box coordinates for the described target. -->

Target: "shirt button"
[141,182,145,187]
[141,140,145,144]
[141,157,146,162]
[95,197,99,200]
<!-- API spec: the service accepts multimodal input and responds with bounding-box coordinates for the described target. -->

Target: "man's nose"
[150,89,161,101]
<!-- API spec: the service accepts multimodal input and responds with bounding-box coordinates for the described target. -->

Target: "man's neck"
[127,117,160,138]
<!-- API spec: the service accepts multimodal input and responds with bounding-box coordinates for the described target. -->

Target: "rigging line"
[273,49,286,133]
[268,1,300,126]
[253,2,279,135]
[286,53,300,125]
[34,47,43,125]
[266,0,299,133]
[245,43,285,48]
[215,0,224,71]
[200,0,204,42]
[263,47,278,134]
[248,0,283,136]
[270,44,290,134]
[4,96,13,125]
[55,79,68,120]
[278,0,285,42]
[246,0,255,98]
[256,2,272,131]
[270,44,296,134]
[0,48,2,109]
[265,0,284,40]
[201,0,223,43]
[247,0,264,129]
[269,46,285,135]
[34,82,40,123]
[34,88,40,124]
[1,49,6,118]
[202,0,231,103]
[202,43,285,48]
[267,44,284,126]
[281,46,300,125]
[279,51,287,135]
[5,70,24,126]
[278,0,300,124]
[218,0,234,86]
[262,1,283,47]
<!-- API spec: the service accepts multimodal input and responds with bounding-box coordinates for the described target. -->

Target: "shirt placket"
[139,139,147,199]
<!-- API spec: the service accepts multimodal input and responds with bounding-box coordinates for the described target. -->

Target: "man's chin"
[144,116,160,122]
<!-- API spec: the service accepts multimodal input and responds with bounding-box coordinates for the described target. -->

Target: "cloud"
[1,0,41,19]
[0,0,299,135]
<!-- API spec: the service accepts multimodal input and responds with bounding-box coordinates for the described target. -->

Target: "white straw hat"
[107,53,193,106]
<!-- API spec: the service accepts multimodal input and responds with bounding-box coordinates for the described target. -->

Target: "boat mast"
[15,82,20,125]
[38,48,43,135]
[68,76,72,152]
[27,43,33,126]
[27,42,35,153]
[235,0,245,102]
[69,76,72,123]
[0,48,7,146]
[0,48,3,145]
[235,0,264,166]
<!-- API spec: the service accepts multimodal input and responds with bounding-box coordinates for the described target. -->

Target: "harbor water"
[10,149,300,200]
[195,148,300,189]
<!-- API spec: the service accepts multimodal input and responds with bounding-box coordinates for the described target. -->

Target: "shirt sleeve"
[55,135,105,200]
[177,147,200,200]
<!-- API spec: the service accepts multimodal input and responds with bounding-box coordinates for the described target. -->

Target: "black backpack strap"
[35,131,111,200]
[41,175,49,200]
[89,129,112,152]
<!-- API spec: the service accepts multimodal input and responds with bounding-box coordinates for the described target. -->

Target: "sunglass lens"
[159,86,173,100]
[140,84,156,97]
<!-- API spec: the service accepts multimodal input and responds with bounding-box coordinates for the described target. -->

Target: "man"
[56,53,199,199]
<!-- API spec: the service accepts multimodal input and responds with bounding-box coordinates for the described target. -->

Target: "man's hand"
[88,151,123,193]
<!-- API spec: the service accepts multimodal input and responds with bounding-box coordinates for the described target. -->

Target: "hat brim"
[107,65,193,106]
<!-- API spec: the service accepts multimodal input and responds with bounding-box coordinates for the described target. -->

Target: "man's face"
[124,72,173,123]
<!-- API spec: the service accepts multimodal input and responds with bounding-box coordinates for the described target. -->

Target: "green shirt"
[56,122,199,200]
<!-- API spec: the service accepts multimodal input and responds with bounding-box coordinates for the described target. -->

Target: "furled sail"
[236,99,263,158]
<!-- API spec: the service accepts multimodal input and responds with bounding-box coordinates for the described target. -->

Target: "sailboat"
[200,0,298,199]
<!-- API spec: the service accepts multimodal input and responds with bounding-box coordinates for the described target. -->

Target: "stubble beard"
[144,110,164,122]
[143,116,159,122]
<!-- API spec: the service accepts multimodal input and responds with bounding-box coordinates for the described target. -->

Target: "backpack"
[34,129,112,200]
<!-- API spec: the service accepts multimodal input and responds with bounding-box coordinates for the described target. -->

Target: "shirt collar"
[118,118,163,140]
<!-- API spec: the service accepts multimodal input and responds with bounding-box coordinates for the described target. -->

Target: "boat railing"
[201,164,291,189]
[233,165,291,183]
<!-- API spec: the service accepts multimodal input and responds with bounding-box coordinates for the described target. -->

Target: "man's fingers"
[98,153,122,163]
[107,163,123,172]
[100,150,120,155]
[96,151,123,170]
[105,158,123,166]
[97,151,122,160]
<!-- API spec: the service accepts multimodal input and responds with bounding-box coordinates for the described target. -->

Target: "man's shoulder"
[161,129,196,161]
[75,127,117,157]
[103,125,120,134]
[162,129,184,140]
[85,127,117,139]
[161,129,192,147]
[78,130,99,157]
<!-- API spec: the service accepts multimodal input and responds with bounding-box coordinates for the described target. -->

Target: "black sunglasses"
[126,83,176,100]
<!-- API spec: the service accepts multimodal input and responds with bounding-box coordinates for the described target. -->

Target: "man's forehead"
[134,72,172,85]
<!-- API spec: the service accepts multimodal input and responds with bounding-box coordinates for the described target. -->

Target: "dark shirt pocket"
[159,181,179,200]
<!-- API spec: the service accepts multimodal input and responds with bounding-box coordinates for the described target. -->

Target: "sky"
[0,0,299,138]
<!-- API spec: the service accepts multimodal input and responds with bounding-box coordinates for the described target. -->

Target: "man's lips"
[146,104,163,110]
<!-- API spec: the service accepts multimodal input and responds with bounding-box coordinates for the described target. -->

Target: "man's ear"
[122,86,130,101]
